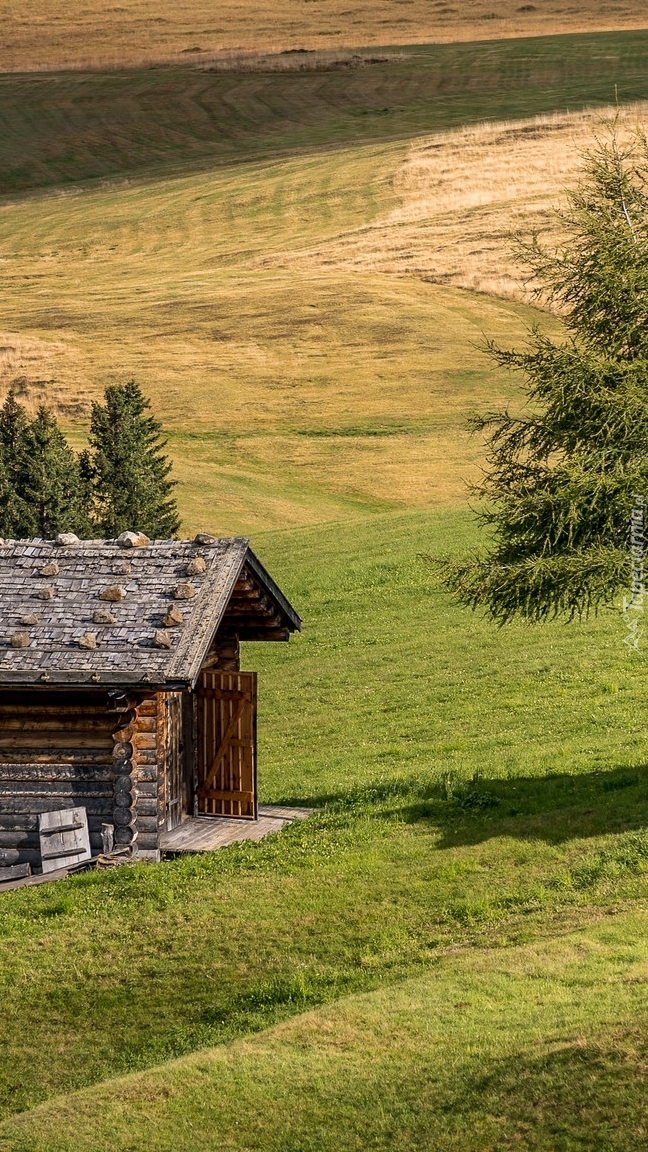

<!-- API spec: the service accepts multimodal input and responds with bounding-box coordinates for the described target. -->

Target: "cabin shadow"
[281,763,648,850]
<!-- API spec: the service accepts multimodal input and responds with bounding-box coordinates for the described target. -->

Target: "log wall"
[0,691,117,868]
[0,688,199,869]
[103,691,176,860]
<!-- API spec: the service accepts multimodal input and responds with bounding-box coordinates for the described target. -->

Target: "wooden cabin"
[0,532,301,868]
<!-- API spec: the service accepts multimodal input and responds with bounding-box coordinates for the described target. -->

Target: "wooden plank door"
[165,693,184,831]
[196,671,257,819]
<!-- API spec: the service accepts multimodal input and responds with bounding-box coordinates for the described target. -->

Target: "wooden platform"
[159,805,314,853]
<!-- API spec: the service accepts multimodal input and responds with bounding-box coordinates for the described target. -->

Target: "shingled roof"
[0,534,301,689]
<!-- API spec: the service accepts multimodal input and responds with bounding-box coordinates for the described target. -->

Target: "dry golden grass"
[275,101,648,301]
[1,0,647,72]
[8,96,641,534]
[0,137,550,533]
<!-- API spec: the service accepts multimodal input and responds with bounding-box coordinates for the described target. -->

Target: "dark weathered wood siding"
[0,670,259,867]
[0,689,180,866]
[0,691,116,867]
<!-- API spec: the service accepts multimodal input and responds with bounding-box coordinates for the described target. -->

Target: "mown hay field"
[1,94,645,533]
[1,0,648,71]
[0,131,540,532]
[4,32,648,195]
[294,100,648,299]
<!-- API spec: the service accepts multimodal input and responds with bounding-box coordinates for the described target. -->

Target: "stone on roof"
[0,535,300,689]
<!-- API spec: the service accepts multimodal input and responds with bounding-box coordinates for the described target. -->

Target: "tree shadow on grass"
[421,763,648,850]
[280,763,648,850]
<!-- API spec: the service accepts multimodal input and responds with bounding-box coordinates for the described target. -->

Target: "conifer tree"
[0,452,19,539]
[18,407,92,539]
[0,390,35,537]
[0,389,29,485]
[440,129,648,622]
[85,381,179,539]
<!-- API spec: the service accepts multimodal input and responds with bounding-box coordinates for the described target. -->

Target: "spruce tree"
[0,389,29,484]
[0,452,19,539]
[0,389,27,536]
[0,390,35,537]
[18,407,92,539]
[440,129,648,623]
[86,381,179,539]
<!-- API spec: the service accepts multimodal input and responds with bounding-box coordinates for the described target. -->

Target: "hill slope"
[0,511,647,1119]
[1,0,648,71]
[1,28,647,1149]
[3,91,645,534]
[2,911,648,1150]
[3,32,648,194]
[0,129,550,534]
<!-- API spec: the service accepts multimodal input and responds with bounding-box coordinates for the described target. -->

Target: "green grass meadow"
[1,512,648,1147]
[3,912,648,1151]
[2,25,648,1151]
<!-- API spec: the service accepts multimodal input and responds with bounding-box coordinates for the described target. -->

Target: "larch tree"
[84,381,180,539]
[440,128,648,625]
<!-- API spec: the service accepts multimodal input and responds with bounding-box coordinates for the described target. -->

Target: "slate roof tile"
[0,537,252,688]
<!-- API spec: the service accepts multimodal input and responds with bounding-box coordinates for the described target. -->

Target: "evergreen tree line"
[0,381,180,541]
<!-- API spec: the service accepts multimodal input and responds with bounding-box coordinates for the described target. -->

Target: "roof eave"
[0,669,191,690]
[244,548,302,632]
[166,539,251,688]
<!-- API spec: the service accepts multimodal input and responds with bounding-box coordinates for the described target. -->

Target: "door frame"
[163,692,185,832]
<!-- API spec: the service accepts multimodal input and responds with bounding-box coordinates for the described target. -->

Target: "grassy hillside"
[0,510,646,1127]
[2,32,646,540]
[5,82,642,536]
[283,100,648,300]
[0,128,555,534]
[3,911,648,1150]
[3,32,648,194]
[1,0,647,72]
